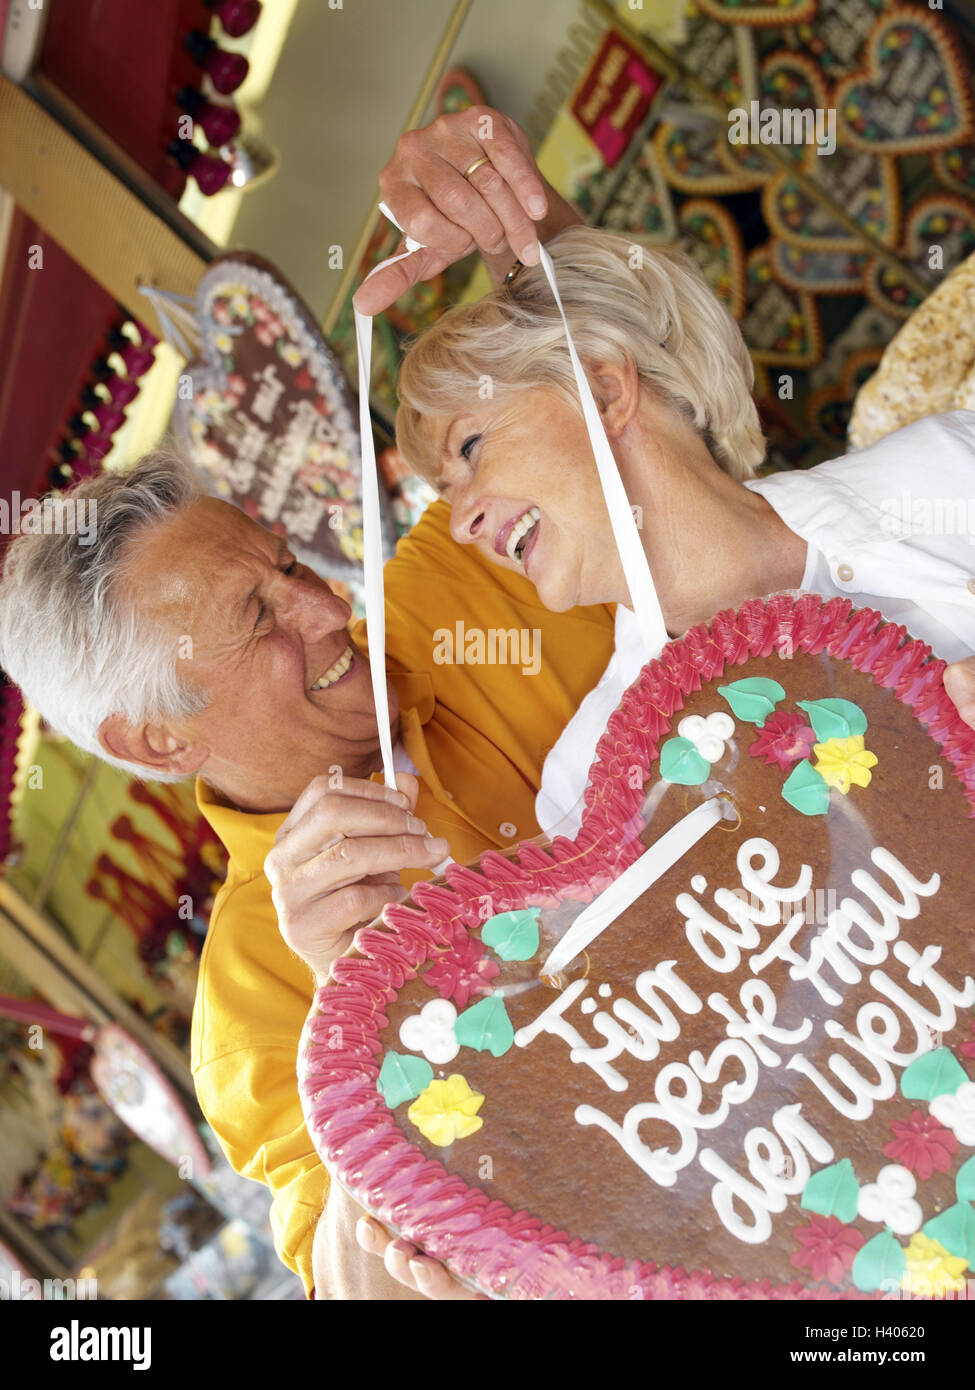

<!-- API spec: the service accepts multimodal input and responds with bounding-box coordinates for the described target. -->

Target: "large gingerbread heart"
[300,595,975,1300]
[678,198,747,320]
[762,144,901,253]
[719,50,832,184]
[835,5,974,155]
[581,140,678,243]
[863,194,975,321]
[653,117,764,196]
[172,254,396,580]
[741,245,822,367]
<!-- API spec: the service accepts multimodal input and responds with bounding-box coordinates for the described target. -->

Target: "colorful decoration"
[407,1075,484,1148]
[797,698,868,742]
[900,1046,969,1103]
[789,1215,864,1284]
[781,759,831,817]
[377,1052,434,1110]
[697,0,816,26]
[883,1110,960,1181]
[659,737,711,787]
[678,199,746,319]
[835,8,974,155]
[799,1158,860,1223]
[424,927,499,1009]
[482,909,540,962]
[749,710,816,770]
[901,1232,968,1295]
[923,1202,975,1267]
[812,735,878,794]
[717,677,784,726]
[851,1227,906,1293]
[763,147,900,254]
[453,995,515,1058]
[398,999,460,1066]
[677,712,735,763]
[930,1082,975,1146]
[741,245,822,367]
[857,1164,922,1236]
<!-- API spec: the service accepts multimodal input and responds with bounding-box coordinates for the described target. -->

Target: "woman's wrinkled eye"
[460,434,480,461]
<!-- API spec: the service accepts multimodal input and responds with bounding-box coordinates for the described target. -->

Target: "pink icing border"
[299,595,975,1300]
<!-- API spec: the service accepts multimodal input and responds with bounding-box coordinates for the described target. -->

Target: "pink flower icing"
[883,1109,960,1180]
[790,1216,865,1285]
[423,925,500,1009]
[749,710,817,770]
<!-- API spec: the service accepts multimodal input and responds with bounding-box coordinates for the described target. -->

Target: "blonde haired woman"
[395,225,975,832]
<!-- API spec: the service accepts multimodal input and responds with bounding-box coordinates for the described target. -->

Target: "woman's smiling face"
[426,385,630,612]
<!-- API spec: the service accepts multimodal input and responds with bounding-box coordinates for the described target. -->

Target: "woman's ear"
[97,715,210,778]
[589,357,641,438]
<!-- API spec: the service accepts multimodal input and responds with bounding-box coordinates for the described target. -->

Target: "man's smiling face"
[105,496,397,811]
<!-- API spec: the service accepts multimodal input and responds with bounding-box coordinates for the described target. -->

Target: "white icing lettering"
[516,980,627,1091]
[871,951,975,1037]
[854,1001,926,1066]
[688,1037,762,1109]
[654,1062,730,1131]
[787,1030,896,1121]
[575,1102,698,1187]
[708,979,813,1068]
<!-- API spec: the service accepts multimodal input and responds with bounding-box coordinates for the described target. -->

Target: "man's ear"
[97,715,210,778]
[588,357,641,438]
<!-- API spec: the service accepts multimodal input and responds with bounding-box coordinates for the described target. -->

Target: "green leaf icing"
[659,736,710,786]
[482,908,540,961]
[797,698,868,742]
[782,759,830,816]
[900,1046,969,1102]
[800,1158,860,1223]
[454,993,514,1057]
[852,1228,906,1293]
[923,1202,975,1266]
[957,1155,975,1203]
[377,1051,434,1109]
[716,677,785,726]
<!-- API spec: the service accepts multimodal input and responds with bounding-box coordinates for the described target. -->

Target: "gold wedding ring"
[462,155,490,180]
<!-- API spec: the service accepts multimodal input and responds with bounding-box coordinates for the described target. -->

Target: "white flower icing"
[857,1163,922,1235]
[399,998,460,1065]
[930,1081,975,1146]
[677,711,735,764]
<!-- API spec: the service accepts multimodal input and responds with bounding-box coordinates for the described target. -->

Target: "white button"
[836,563,854,583]
[499,821,517,838]
[968,578,975,597]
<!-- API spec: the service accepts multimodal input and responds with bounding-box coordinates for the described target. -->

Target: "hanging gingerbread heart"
[805,345,885,445]
[668,6,759,107]
[172,253,397,581]
[780,0,893,82]
[741,244,822,367]
[863,194,975,321]
[835,5,974,155]
[934,145,975,200]
[653,117,762,196]
[678,198,747,320]
[696,0,815,27]
[721,50,832,182]
[762,143,901,253]
[771,241,868,297]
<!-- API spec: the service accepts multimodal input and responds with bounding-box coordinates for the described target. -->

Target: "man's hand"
[265,772,448,984]
[945,659,975,730]
[353,106,580,316]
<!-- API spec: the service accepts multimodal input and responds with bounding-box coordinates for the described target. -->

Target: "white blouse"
[536,410,975,838]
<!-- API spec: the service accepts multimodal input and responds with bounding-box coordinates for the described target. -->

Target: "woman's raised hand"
[353,106,554,316]
[264,772,448,984]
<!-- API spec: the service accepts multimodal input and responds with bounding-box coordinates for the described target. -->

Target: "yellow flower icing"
[407,1074,485,1147]
[901,1232,968,1296]
[813,735,878,794]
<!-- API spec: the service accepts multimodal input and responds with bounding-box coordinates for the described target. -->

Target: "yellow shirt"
[190,500,614,1294]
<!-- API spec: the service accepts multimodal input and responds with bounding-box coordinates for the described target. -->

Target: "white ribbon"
[539,797,726,977]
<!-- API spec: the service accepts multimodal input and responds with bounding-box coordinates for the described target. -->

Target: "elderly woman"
[394,224,975,831]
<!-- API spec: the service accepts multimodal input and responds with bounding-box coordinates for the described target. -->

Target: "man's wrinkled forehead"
[124,496,277,629]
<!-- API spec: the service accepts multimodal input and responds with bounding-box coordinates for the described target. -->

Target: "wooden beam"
[0,72,212,341]
[0,881,195,1102]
